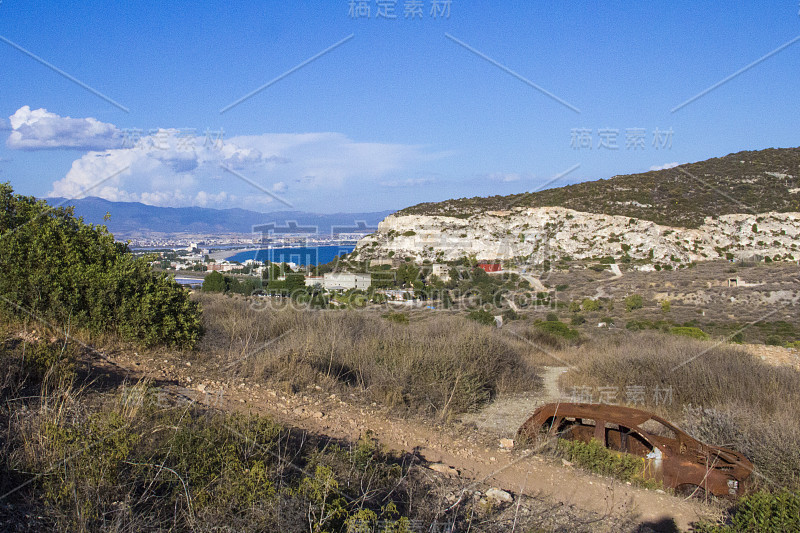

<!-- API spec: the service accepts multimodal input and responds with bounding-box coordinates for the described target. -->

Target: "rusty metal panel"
[517,402,754,499]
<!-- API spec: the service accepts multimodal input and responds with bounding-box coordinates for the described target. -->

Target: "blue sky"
[1,1,799,213]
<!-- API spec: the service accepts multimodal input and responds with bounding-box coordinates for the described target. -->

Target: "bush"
[696,490,800,532]
[545,312,560,322]
[624,294,644,312]
[766,335,783,346]
[661,300,671,313]
[557,439,655,487]
[22,340,77,382]
[467,309,496,326]
[382,312,409,324]
[581,298,600,312]
[534,321,580,341]
[570,314,586,326]
[670,326,709,340]
[3,380,432,533]
[0,184,203,349]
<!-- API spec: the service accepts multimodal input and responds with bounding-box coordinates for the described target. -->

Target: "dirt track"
[91,351,722,532]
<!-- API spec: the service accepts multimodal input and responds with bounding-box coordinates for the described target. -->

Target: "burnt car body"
[517,403,753,499]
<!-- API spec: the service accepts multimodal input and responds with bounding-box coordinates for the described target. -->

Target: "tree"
[285,273,306,294]
[202,271,227,293]
[396,263,420,286]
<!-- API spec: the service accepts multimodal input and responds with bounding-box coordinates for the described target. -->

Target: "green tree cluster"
[0,184,203,348]
[203,272,262,296]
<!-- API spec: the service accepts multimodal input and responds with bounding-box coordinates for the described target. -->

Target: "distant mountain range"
[398,147,800,228]
[43,197,394,237]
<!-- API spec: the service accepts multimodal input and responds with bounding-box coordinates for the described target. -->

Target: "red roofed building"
[477,263,502,273]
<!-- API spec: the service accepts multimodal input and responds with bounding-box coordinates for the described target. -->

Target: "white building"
[321,273,372,291]
[430,263,450,281]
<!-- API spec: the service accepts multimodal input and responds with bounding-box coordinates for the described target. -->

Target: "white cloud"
[7,106,121,150]
[379,177,435,188]
[49,128,443,210]
[487,172,522,183]
[649,162,681,171]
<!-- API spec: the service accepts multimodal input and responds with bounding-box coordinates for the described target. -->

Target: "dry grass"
[196,293,543,419]
[0,320,606,533]
[559,331,800,490]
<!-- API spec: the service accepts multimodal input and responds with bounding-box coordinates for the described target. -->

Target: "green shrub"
[23,340,77,382]
[670,326,709,340]
[581,298,600,312]
[467,309,496,326]
[545,312,559,322]
[570,314,586,326]
[695,490,800,532]
[624,294,644,312]
[557,439,656,488]
[534,321,580,341]
[766,335,783,346]
[660,300,671,313]
[382,312,409,324]
[0,184,203,349]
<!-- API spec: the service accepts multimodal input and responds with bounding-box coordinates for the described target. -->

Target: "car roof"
[533,402,678,431]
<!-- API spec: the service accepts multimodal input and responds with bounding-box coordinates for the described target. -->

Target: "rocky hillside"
[397,148,800,228]
[355,148,800,265]
[354,208,800,265]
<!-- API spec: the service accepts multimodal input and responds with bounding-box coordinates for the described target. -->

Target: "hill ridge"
[397,147,800,228]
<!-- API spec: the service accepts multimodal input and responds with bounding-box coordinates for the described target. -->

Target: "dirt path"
[460,366,569,435]
[742,343,800,369]
[93,354,719,532]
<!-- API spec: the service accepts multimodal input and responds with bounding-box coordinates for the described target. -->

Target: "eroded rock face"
[354,207,800,265]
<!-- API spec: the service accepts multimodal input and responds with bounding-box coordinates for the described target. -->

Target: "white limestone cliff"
[353,207,800,265]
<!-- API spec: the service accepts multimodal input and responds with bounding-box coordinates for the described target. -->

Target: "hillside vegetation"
[0,184,203,348]
[398,147,800,227]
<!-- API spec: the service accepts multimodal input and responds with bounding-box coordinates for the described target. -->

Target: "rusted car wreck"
[517,403,753,499]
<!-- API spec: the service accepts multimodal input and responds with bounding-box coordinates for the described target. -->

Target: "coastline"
[208,248,257,261]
